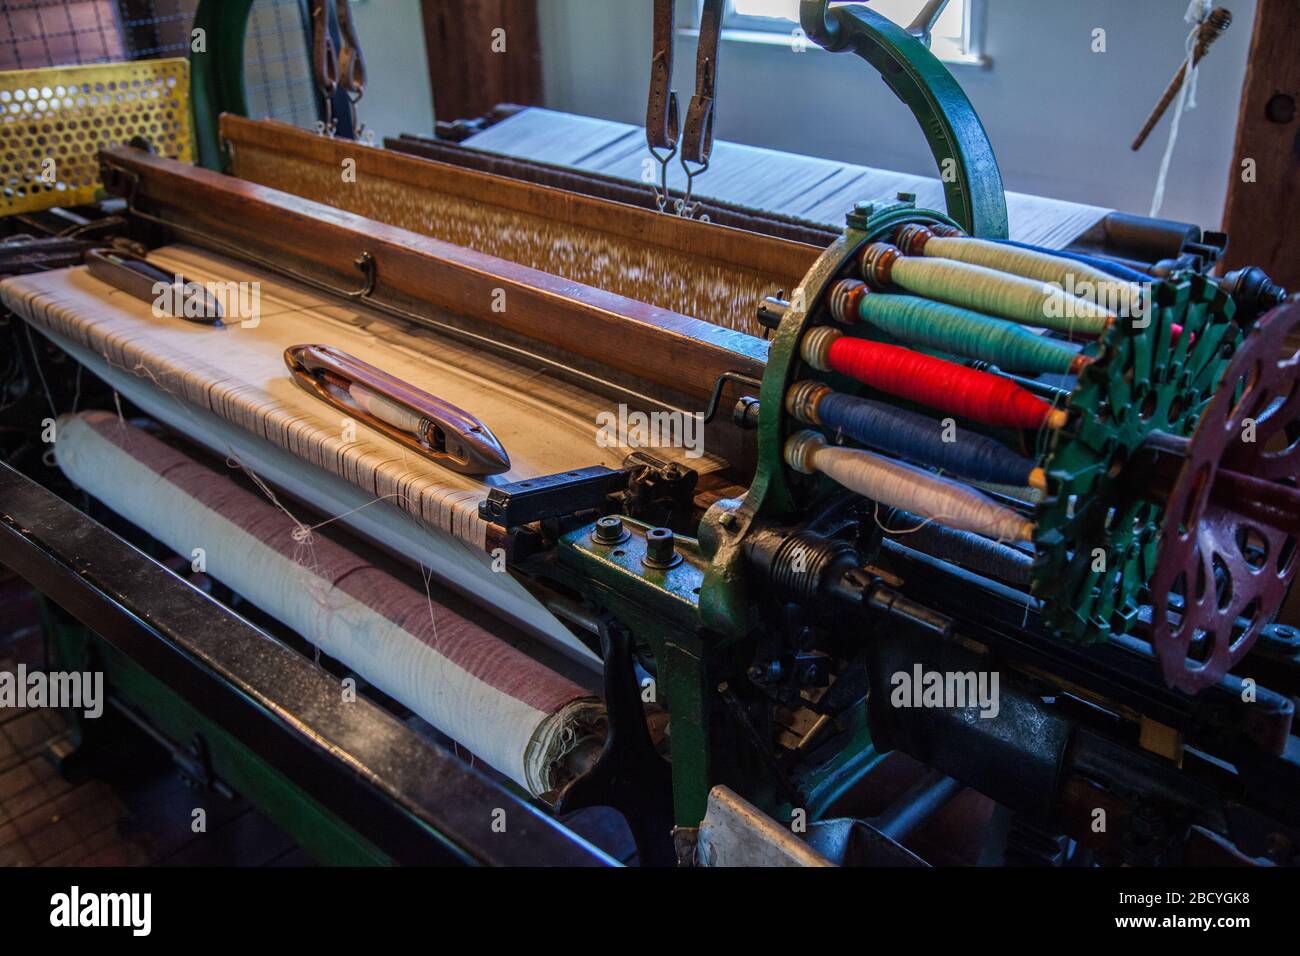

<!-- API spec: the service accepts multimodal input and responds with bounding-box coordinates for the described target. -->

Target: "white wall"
[538,0,1256,229]
[347,0,436,143]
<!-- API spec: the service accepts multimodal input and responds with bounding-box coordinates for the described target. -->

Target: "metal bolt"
[748,661,782,684]
[642,526,680,569]
[732,396,760,430]
[592,515,629,546]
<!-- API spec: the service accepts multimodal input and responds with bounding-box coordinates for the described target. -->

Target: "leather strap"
[680,0,724,167]
[335,0,367,97]
[311,1,338,99]
[646,0,679,152]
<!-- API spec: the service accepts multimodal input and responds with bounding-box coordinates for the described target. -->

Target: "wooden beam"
[419,0,543,121]
[1221,0,1300,291]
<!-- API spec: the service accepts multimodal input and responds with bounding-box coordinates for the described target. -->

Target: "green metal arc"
[190,0,257,170]
[699,202,962,637]
[800,1,1008,239]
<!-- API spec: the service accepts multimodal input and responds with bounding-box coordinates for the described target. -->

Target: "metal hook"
[347,252,377,298]
[648,143,677,213]
[676,155,709,219]
[702,370,763,424]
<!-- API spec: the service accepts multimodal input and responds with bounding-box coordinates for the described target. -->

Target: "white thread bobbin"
[800,326,843,372]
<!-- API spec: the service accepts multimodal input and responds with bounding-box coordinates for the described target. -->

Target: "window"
[720,0,983,66]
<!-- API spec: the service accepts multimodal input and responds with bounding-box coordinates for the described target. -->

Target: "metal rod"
[874,770,963,842]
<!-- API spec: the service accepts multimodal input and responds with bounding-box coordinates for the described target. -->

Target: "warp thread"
[882,508,1035,586]
[994,239,1153,284]
[923,236,1142,318]
[866,250,1114,336]
[829,280,1082,375]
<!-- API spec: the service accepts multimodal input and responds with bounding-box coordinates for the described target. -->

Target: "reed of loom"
[1131,7,1233,152]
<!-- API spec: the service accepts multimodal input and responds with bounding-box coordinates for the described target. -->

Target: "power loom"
[0,0,1297,867]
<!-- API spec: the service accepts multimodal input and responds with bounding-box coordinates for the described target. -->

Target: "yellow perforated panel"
[1,58,192,215]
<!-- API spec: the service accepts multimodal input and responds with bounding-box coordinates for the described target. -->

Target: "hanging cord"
[1149,1,1216,217]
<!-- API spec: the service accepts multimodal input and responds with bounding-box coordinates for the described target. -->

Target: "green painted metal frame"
[45,609,393,865]
[190,0,257,170]
[800,1,1008,238]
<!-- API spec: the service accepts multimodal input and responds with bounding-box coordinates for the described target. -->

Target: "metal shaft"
[1139,430,1300,535]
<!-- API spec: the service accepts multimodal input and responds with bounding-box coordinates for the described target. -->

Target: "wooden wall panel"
[1221,0,1300,291]
[419,0,542,122]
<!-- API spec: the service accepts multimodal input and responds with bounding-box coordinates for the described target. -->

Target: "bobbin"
[858,242,901,289]
[785,380,832,426]
[828,278,870,325]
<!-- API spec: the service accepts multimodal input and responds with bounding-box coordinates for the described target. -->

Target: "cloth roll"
[54,411,604,795]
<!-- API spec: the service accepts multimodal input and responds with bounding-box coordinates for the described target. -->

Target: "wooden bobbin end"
[858,243,900,290]
[785,380,832,425]
[799,325,842,372]
[893,223,933,257]
[828,279,868,325]
[784,429,826,475]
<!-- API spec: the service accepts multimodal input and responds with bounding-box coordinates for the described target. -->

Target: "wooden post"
[1221,0,1300,291]
[419,0,543,122]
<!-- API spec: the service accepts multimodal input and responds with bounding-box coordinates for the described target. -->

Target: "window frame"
[693,0,989,68]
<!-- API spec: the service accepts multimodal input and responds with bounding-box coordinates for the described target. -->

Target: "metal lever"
[905,0,952,47]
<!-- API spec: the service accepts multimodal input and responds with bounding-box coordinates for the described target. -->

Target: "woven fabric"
[55,411,602,794]
[0,244,636,547]
[0,244,725,660]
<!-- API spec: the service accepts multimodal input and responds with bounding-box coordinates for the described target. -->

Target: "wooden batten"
[219,114,821,287]
[98,145,769,402]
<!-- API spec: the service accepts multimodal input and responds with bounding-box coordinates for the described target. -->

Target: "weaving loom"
[2,0,1299,871]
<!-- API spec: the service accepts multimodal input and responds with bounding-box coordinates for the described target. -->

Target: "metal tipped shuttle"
[285,344,511,476]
